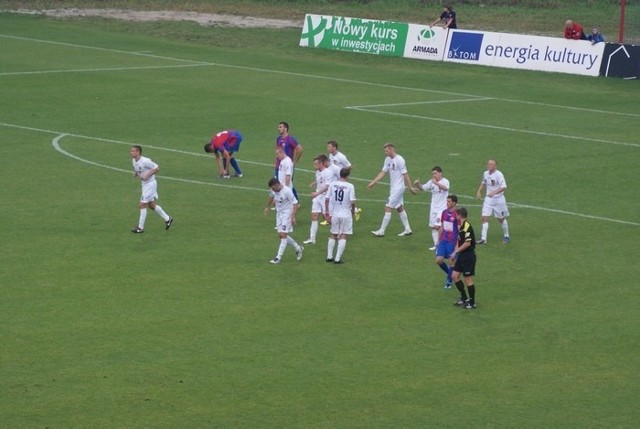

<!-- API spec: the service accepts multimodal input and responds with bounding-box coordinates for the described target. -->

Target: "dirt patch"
[5,8,302,28]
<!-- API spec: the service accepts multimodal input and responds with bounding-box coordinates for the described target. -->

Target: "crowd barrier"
[300,14,638,79]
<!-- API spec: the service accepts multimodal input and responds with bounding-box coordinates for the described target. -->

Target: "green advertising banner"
[300,14,408,57]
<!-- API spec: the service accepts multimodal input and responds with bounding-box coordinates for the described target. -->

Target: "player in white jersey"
[327,140,362,222]
[367,143,417,237]
[303,155,335,245]
[324,168,357,264]
[327,140,352,170]
[130,145,173,233]
[263,177,303,264]
[413,166,450,250]
[475,159,510,244]
[275,147,294,189]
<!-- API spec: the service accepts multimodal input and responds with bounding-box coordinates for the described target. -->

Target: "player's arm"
[214,151,225,176]
[324,194,332,221]
[293,144,303,165]
[403,172,417,195]
[487,186,506,198]
[263,195,275,215]
[291,201,299,225]
[140,166,159,181]
[367,171,386,189]
[476,182,486,199]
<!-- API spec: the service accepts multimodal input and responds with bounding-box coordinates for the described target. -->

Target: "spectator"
[586,26,605,44]
[563,20,587,40]
[430,4,457,29]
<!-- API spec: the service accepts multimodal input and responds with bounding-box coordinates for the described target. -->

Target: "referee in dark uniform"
[450,207,477,309]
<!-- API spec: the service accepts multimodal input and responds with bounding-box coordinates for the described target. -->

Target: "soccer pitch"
[1,13,639,428]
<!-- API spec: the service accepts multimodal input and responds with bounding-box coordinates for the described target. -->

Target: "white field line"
[2,123,628,226]
[348,98,494,108]
[0,63,210,76]
[1,34,639,119]
[345,106,640,148]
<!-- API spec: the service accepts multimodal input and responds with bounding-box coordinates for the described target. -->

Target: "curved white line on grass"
[52,134,274,194]
[346,107,640,148]
[6,123,639,227]
[2,34,638,119]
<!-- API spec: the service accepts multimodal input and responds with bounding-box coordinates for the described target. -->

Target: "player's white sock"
[399,210,411,231]
[327,238,336,259]
[481,222,489,241]
[138,208,147,229]
[431,229,439,246]
[335,239,347,261]
[379,212,392,233]
[277,238,287,258]
[286,236,300,251]
[153,205,170,221]
[501,220,510,237]
[309,220,318,240]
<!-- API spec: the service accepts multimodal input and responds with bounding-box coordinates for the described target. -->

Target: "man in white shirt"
[476,159,510,244]
[327,140,362,222]
[324,168,357,264]
[413,166,450,250]
[130,145,173,233]
[263,177,303,264]
[303,155,335,245]
[367,143,417,237]
[275,147,294,189]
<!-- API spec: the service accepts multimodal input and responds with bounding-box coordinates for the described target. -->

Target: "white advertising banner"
[443,30,605,76]
[403,25,448,61]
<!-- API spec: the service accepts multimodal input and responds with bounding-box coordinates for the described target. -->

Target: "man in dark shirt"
[450,207,477,309]
[431,4,457,29]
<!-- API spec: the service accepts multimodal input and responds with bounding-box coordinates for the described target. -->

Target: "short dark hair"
[328,140,338,149]
[132,145,142,154]
[279,121,289,131]
[340,168,350,178]
[268,177,280,187]
[448,194,458,203]
[456,207,468,218]
[432,166,442,173]
[317,154,329,163]
[204,142,213,153]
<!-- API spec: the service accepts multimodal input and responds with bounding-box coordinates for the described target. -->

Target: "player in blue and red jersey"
[436,194,459,289]
[275,121,303,199]
[204,129,243,179]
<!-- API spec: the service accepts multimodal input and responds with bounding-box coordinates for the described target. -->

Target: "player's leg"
[397,205,412,236]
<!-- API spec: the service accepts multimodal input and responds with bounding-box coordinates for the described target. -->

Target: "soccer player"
[204,129,243,178]
[476,159,510,244]
[451,207,477,309]
[130,145,173,233]
[263,178,303,264]
[275,146,294,189]
[324,168,357,264]
[327,140,361,222]
[413,166,450,251]
[275,121,303,200]
[303,155,335,245]
[435,195,459,289]
[368,143,417,237]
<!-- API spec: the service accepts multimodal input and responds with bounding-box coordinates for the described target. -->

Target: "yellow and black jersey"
[457,220,476,253]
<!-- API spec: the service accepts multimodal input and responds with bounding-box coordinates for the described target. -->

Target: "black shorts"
[453,251,476,277]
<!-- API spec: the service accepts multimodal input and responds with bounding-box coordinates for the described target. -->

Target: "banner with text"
[403,25,448,61]
[443,30,605,76]
[300,14,408,57]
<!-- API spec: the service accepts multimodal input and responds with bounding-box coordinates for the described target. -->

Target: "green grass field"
[1,10,639,428]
